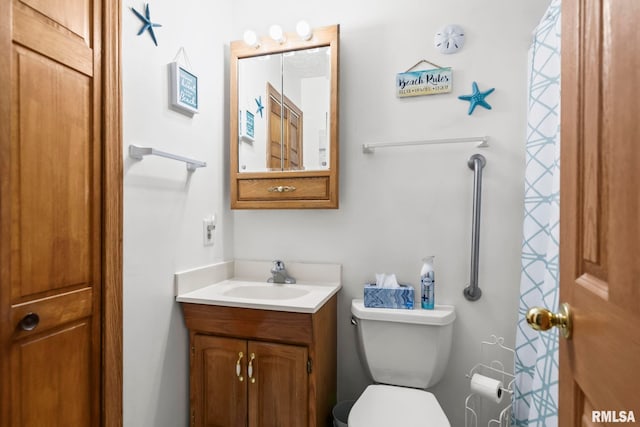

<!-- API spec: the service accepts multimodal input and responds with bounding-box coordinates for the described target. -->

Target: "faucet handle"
[272,260,285,271]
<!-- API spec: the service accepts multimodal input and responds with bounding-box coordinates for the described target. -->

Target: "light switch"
[203,215,216,246]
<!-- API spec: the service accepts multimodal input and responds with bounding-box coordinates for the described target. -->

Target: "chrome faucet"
[267,260,296,284]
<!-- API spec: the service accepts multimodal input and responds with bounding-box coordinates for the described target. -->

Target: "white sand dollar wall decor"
[434,24,465,54]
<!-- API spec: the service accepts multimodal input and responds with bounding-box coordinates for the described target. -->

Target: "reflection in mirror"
[237,47,331,172]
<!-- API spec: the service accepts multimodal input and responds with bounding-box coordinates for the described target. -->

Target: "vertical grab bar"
[464,154,486,301]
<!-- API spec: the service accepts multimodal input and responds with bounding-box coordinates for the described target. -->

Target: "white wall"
[122,1,232,426]
[122,1,549,426]
[229,1,549,426]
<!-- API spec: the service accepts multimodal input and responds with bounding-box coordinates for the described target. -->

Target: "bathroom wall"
[229,1,550,426]
[122,1,232,425]
[122,1,549,426]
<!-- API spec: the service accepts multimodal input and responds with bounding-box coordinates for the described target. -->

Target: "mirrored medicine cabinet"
[230,25,339,209]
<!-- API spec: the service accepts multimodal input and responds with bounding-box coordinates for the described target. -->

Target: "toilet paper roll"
[470,373,503,403]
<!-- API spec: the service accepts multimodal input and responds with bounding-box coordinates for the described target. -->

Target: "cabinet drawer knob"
[267,185,296,193]
[248,353,256,383]
[236,352,244,382]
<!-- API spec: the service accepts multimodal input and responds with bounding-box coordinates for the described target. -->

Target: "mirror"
[238,47,331,172]
[230,25,339,209]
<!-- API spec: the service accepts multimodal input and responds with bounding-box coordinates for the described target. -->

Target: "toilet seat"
[348,384,450,427]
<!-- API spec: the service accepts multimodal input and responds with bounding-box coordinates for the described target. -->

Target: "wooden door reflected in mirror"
[267,82,303,171]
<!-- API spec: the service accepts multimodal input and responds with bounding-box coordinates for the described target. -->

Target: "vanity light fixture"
[269,24,286,44]
[243,30,260,48]
[296,20,312,40]
[244,21,313,47]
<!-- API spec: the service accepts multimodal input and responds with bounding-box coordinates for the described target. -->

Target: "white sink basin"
[223,284,310,300]
[176,278,341,313]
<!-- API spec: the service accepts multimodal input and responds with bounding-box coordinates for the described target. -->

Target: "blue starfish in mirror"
[255,96,264,118]
[458,82,495,115]
[131,3,162,46]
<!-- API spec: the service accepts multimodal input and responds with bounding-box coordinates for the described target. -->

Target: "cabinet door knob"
[19,312,40,331]
[235,352,244,382]
[248,353,256,384]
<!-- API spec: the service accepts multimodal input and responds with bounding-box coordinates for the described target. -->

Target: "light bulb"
[296,20,312,41]
[243,30,260,48]
[269,24,285,44]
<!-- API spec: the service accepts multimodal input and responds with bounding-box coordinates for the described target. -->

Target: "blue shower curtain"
[513,1,561,426]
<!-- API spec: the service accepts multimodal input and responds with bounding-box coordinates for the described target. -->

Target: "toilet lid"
[348,385,450,427]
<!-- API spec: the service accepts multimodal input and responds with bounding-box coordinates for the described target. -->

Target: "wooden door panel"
[560,0,640,424]
[10,287,92,341]
[20,0,92,43]
[193,334,247,427]
[11,321,92,426]
[603,0,640,313]
[268,91,282,170]
[286,109,301,169]
[12,46,93,298]
[13,1,93,76]
[248,341,307,427]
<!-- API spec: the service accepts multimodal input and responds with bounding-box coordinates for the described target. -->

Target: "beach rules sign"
[396,67,452,98]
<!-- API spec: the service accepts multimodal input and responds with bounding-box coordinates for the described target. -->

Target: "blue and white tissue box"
[364,283,414,309]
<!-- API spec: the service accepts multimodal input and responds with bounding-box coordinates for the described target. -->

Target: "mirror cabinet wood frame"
[230,25,339,209]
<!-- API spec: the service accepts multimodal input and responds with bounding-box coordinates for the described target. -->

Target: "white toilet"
[349,299,456,427]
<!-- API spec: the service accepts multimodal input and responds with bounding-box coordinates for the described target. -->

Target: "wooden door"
[192,335,247,427]
[268,85,284,171]
[0,0,122,425]
[267,83,303,171]
[284,102,303,171]
[559,0,640,425]
[248,341,308,427]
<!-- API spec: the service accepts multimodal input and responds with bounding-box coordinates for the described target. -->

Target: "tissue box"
[364,283,414,309]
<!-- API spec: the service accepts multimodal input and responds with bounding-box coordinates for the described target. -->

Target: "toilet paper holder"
[464,335,515,427]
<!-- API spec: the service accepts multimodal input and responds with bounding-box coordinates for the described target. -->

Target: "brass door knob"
[526,303,572,339]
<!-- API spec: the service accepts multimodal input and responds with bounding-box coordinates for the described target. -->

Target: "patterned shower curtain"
[513,1,561,426]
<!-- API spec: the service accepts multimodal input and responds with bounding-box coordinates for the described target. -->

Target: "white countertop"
[174,260,342,314]
[176,279,341,313]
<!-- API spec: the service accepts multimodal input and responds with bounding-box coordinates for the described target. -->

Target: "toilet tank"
[351,299,455,389]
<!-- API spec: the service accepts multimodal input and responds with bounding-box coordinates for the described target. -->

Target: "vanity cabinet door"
[192,335,248,427]
[192,335,309,427]
[247,341,309,427]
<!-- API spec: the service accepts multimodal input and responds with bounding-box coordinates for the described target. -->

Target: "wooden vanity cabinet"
[182,295,337,427]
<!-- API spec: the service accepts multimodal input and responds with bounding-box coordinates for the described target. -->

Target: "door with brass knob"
[0,0,112,424]
[557,0,640,424]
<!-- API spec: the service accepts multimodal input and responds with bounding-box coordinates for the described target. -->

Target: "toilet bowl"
[349,300,456,427]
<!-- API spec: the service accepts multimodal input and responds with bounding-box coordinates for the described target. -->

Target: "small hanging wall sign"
[239,109,255,142]
[396,60,452,98]
[169,47,198,115]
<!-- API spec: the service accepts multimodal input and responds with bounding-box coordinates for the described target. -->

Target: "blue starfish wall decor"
[131,4,162,46]
[458,81,495,115]
[255,96,264,118]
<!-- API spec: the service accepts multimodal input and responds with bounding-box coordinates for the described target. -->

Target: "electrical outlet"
[203,215,216,246]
